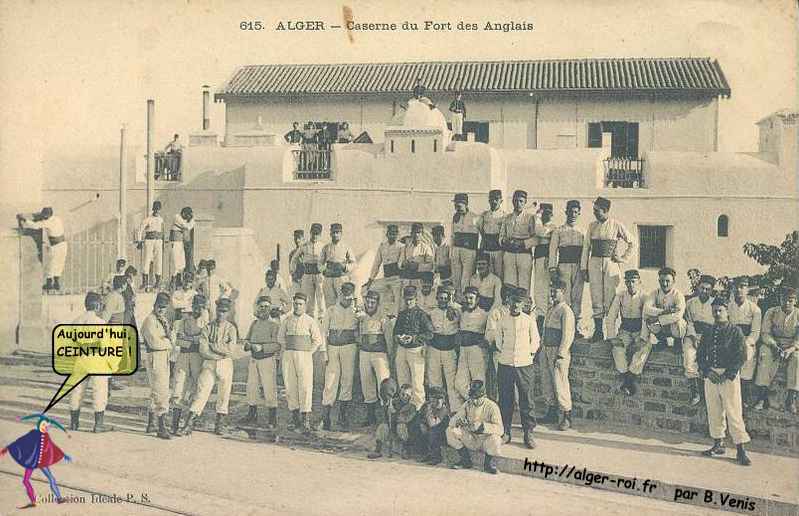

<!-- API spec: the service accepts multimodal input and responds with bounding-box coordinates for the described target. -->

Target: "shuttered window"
[639,225,668,269]
[588,122,602,147]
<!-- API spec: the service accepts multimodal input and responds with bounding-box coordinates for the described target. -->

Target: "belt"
[360,334,387,353]
[430,333,457,351]
[477,295,494,311]
[303,263,321,275]
[504,238,529,254]
[542,328,562,347]
[621,317,642,333]
[251,349,278,360]
[736,323,752,337]
[48,235,65,246]
[558,245,582,264]
[453,232,479,250]
[323,262,346,278]
[145,231,163,240]
[183,344,199,353]
[533,243,549,259]
[591,239,616,258]
[383,262,400,278]
[285,334,314,351]
[400,267,420,280]
[458,330,485,347]
[436,265,452,279]
[327,329,357,346]
[482,234,501,252]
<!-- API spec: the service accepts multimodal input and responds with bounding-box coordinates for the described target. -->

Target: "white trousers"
[47,242,67,278]
[69,376,108,412]
[246,357,278,408]
[359,350,390,404]
[454,345,487,405]
[143,239,163,276]
[704,371,750,445]
[145,350,171,416]
[446,427,502,456]
[395,346,426,409]
[190,358,233,415]
[503,252,532,292]
[322,344,358,405]
[175,351,203,408]
[282,350,314,412]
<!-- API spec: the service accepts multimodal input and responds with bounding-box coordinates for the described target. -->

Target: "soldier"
[500,190,536,292]
[417,276,438,314]
[141,293,175,439]
[540,280,576,430]
[320,282,359,430]
[454,287,489,408]
[180,298,238,436]
[607,270,650,396]
[240,296,282,430]
[549,200,586,338]
[414,386,450,464]
[531,203,555,333]
[288,229,306,295]
[477,189,506,279]
[169,207,194,289]
[485,284,514,401]
[102,276,127,324]
[399,223,434,295]
[172,294,209,434]
[366,224,403,313]
[291,223,326,318]
[580,197,634,342]
[698,297,752,466]
[394,285,434,409]
[254,269,291,315]
[466,253,502,313]
[170,271,197,390]
[427,286,462,412]
[494,289,540,449]
[446,380,504,474]
[752,287,798,413]
[684,275,717,406]
[450,193,480,298]
[102,258,127,294]
[68,292,115,433]
[278,292,325,434]
[137,201,164,292]
[17,207,67,293]
[320,223,356,308]
[728,277,761,407]
[357,290,394,426]
[432,225,453,286]
[371,383,418,460]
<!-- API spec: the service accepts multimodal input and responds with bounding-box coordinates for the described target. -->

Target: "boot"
[454,447,473,469]
[154,275,161,291]
[93,411,114,433]
[736,444,751,466]
[536,316,545,336]
[502,427,512,444]
[70,410,80,431]
[620,373,634,396]
[368,441,383,459]
[628,373,639,395]
[689,378,702,406]
[214,413,226,435]
[321,405,332,431]
[523,428,536,449]
[752,385,768,410]
[702,438,725,456]
[171,408,183,434]
[52,277,61,292]
[288,409,301,431]
[239,405,258,426]
[176,412,197,436]
[365,402,377,426]
[591,318,604,342]
[145,411,156,433]
[400,443,411,460]
[267,408,277,430]
[302,412,313,435]
[483,454,498,474]
[540,405,558,424]
[156,414,172,440]
[142,273,149,291]
[785,390,797,415]
[558,411,572,431]
[43,277,53,293]
[338,401,349,430]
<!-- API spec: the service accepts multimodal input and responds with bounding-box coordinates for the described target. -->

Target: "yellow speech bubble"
[45,324,139,413]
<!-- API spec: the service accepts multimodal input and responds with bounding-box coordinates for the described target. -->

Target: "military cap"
[411,223,423,234]
[566,200,581,210]
[468,380,486,399]
[463,286,480,297]
[489,189,503,199]
[40,207,54,218]
[624,269,641,280]
[699,274,717,287]
[215,298,233,311]
[550,279,567,291]
[594,196,612,210]
[293,229,305,237]
[255,295,271,306]
[540,203,553,212]
[432,224,445,235]
[453,193,469,204]
[330,223,343,232]
[180,206,193,218]
[293,292,308,301]
[152,201,162,211]
[192,294,208,306]
[265,268,277,277]
[310,223,323,234]
[154,292,171,307]
[658,267,676,278]
[512,190,528,200]
[340,282,356,296]
[782,287,797,299]
[386,224,399,234]
[428,386,446,400]
[476,252,490,263]
[734,276,750,287]
[365,290,381,301]
[84,291,103,310]
[403,285,418,298]
[711,297,729,307]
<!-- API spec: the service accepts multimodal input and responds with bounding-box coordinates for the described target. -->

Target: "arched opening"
[717,215,729,237]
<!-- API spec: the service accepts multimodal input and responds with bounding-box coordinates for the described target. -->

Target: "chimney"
[202,85,211,131]
[757,110,798,173]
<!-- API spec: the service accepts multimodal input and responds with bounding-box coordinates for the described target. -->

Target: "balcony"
[292,148,332,180]
[604,157,645,188]
[154,151,182,181]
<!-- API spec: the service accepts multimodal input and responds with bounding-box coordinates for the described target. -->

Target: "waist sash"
[453,232,479,250]
[430,333,457,351]
[504,238,529,254]
[285,334,314,352]
[543,328,562,347]
[591,239,616,258]
[327,329,357,346]
[170,229,183,242]
[533,244,549,259]
[383,262,400,278]
[478,295,494,311]
[558,245,582,264]
[360,334,387,353]
[323,261,346,278]
[621,317,643,333]
[482,234,501,252]
[49,235,66,246]
[303,263,321,275]
[145,231,163,240]
[458,330,485,347]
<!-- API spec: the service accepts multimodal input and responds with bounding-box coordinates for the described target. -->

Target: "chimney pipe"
[146,99,155,212]
[202,85,210,131]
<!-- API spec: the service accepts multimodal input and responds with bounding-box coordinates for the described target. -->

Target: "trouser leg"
[786,353,799,391]
[451,249,463,296]
[406,347,427,408]
[611,331,633,374]
[588,258,606,319]
[458,249,476,298]
[497,364,516,432]
[294,351,314,413]
[454,346,485,403]
[539,347,556,405]
[90,375,109,412]
[215,359,234,414]
[628,335,654,376]
[69,381,86,411]
[704,378,726,440]
[719,376,750,445]
[258,357,278,408]
[682,337,700,378]
[533,257,550,317]
[190,361,216,415]
[282,351,300,411]
[179,353,203,408]
[553,354,572,411]
[40,467,61,499]
[360,351,389,404]
[22,468,35,503]
[514,364,537,430]
[149,351,171,416]
[48,242,67,279]
[246,359,261,405]
[503,253,518,288]
[518,254,533,294]
[754,346,779,388]
[488,250,503,280]
[441,349,459,411]
[322,346,343,406]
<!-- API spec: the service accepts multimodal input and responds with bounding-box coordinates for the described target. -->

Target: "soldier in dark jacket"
[414,386,450,465]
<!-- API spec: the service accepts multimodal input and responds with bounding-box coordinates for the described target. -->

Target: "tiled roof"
[216,58,730,99]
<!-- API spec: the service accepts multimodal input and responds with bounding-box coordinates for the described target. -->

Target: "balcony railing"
[604,157,645,188]
[154,151,182,181]
[292,148,332,180]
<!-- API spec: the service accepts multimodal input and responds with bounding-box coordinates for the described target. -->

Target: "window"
[639,225,668,269]
[411,139,415,153]
[588,121,639,158]
[390,140,394,153]
[717,215,729,237]
[433,139,437,152]
[462,121,490,143]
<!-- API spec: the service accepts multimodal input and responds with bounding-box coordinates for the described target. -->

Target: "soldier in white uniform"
[288,229,305,295]
[169,207,194,289]
[141,293,176,439]
[393,285,435,409]
[540,280,576,430]
[549,200,586,338]
[136,201,164,291]
[320,223,356,308]
[432,225,453,287]
[477,189,506,279]
[466,253,502,313]
[18,207,67,293]
[531,203,555,333]
[357,290,394,426]
[580,197,634,342]
[365,224,403,313]
[606,270,650,396]
[454,287,489,408]
[753,287,798,413]
[171,294,209,434]
[399,223,434,296]
[427,286,462,412]
[450,193,480,298]
[727,277,761,406]
[254,269,291,315]
[684,275,717,406]
[291,223,326,318]
[239,296,282,430]
[320,282,359,430]
[500,190,536,292]
[447,380,504,474]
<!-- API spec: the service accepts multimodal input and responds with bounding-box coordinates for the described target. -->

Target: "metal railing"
[604,157,645,188]
[292,148,332,180]
[154,151,182,181]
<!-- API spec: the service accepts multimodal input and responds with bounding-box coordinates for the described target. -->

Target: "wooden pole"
[118,124,128,260]
[146,99,155,214]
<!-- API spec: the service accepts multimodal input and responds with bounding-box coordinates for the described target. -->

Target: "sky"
[0,0,796,204]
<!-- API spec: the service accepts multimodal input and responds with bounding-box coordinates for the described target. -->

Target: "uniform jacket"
[448,398,503,436]
[199,319,238,360]
[606,289,647,339]
[696,322,746,380]
[393,307,434,348]
[494,311,540,367]
[580,218,634,269]
[760,306,799,350]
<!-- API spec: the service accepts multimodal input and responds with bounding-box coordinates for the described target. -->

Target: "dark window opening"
[411,139,415,153]
[639,225,667,269]
[433,139,437,152]
[717,215,729,237]
[588,121,639,158]
[390,140,394,153]
[462,121,490,143]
